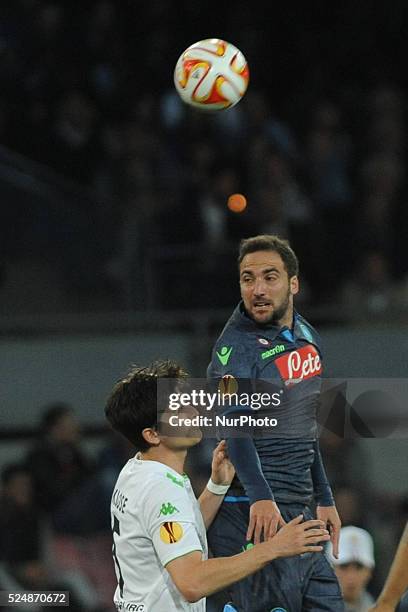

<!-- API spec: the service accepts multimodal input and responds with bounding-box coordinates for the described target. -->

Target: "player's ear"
[290,276,299,295]
[141,427,160,447]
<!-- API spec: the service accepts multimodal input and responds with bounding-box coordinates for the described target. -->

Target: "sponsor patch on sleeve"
[159,522,184,544]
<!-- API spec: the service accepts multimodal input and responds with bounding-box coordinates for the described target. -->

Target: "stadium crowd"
[1,2,408,610]
[1,0,408,313]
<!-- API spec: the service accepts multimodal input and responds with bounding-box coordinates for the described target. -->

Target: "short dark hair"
[238,234,299,278]
[105,360,188,451]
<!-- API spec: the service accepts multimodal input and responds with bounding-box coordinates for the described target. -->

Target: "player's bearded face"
[239,250,298,325]
[248,284,291,325]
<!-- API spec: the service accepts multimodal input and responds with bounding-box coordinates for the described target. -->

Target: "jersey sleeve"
[226,436,274,504]
[142,474,204,567]
[207,338,274,504]
[311,439,334,506]
[207,334,254,379]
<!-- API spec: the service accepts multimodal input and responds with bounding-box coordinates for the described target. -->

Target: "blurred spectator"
[251,146,311,234]
[340,251,394,316]
[319,431,371,493]
[364,85,405,157]
[244,91,298,162]
[96,430,134,510]
[45,89,100,185]
[0,462,86,611]
[0,463,46,590]
[334,487,366,528]
[25,402,109,535]
[248,142,315,299]
[26,403,92,513]
[25,404,117,609]
[328,526,376,611]
[155,161,249,308]
[196,164,249,252]
[358,153,406,276]
[353,83,408,298]
[301,99,354,301]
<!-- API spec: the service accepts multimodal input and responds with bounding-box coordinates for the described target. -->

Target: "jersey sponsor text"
[275,345,322,386]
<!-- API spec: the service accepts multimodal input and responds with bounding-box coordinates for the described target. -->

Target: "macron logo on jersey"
[275,344,321,386]
[261,344,285,360]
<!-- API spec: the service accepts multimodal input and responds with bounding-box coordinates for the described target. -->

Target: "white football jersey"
[110,454,207,612]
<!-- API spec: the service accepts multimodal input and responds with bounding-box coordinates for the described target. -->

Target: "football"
[174,38,249,111]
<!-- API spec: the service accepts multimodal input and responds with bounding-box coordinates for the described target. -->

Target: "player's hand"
[265,515,330,559]
[316,505,341,558]
[210,440,235,485]
[247,500,286,545]
[367,605,396,612]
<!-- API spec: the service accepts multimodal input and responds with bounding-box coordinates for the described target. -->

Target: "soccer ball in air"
[174,38,249,111]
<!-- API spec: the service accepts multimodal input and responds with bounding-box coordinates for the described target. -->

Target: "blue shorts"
[207,500,344,612]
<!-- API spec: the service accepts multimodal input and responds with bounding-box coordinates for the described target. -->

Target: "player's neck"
[276,305,294,330]
[140,446,187,475]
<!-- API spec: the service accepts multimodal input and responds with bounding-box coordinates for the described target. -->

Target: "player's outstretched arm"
[166,516,329,603]
[311,439,341,557]
[226,435,285,543]
[368,521,408,612]
[207,355,284,541]
[198,440,235,529]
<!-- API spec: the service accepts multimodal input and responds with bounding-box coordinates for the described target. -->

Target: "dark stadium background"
[1,2,408,610]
